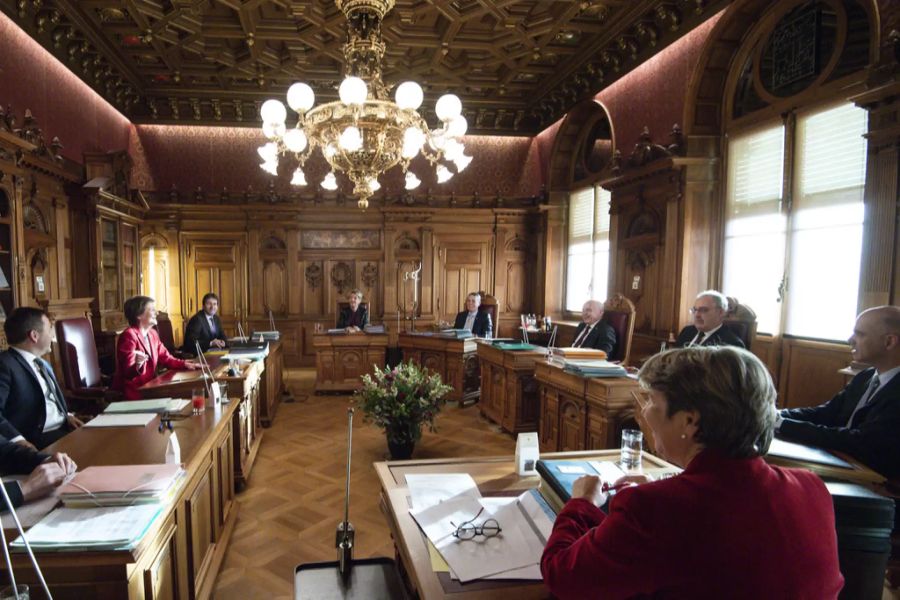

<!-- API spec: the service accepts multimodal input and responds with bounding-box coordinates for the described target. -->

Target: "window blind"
[725,124,784,217]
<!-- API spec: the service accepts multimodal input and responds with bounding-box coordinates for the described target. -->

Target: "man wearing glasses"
[674,290,744,348]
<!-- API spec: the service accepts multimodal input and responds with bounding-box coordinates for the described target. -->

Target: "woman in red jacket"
[112,296,200,400]
[541,346,843,599]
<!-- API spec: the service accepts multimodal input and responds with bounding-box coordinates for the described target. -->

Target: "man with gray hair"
[571,300,616,354]
[675,290,744,348]
[777,305,900,479]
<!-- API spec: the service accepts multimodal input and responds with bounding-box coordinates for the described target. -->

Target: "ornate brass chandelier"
[257,0,472,208]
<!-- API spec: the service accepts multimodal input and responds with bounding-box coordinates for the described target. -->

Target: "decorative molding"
[361,262,378,288]
[302,230,380,249]
[330,262,353,293]
[305,262,323,288]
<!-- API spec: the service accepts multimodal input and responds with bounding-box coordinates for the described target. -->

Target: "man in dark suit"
[675,290,745,348]
[0,307,83,450]
[453,292,493,338]
[0,440,76,511]
[777,306,900,479]
[337,289,369,332]
[571,300,616,354]
[182,292,227,353]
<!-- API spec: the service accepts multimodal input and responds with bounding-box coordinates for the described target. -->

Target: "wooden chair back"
[602,293,636,364]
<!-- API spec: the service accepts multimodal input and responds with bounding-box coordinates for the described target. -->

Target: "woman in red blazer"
[541,346,843,599]
[112,296,200,400]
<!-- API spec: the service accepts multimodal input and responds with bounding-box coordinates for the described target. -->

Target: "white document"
[84,413,156,428]
[406,473,481,512]
[105,399,189,414]
[558,465,587,474]
[410,496,540,582]
[589,460,627,483]
[12,504,163,548]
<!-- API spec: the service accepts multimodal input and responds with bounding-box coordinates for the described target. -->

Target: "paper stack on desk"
[83,413,157,428]
[104,399,190,415]
[59,464,185,507]
[407,474,554,583]
[11,504,164,551]
[561,359,627,378]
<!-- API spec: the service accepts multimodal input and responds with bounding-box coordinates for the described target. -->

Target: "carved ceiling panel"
[1,0,728,134]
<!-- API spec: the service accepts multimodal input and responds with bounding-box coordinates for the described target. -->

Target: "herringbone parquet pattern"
[213,368,517,599]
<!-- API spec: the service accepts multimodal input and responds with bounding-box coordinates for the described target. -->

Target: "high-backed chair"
[477,291,498,337]
[55,317,120,412]
[724,296,758,350]
[155,311,191,358]
[602,293,636,364]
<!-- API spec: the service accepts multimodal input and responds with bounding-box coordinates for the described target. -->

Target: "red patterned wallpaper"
[0,12,132,163]
[133,125,542,198]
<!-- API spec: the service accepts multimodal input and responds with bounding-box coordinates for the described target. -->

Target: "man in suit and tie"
[675,290,745,348]
[182,292,227,353]
[777,306,900,479]
[453,292,493,338]
[0,307,83,450]
[571,300,616,354]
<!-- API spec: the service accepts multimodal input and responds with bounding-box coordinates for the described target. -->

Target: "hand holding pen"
[134,350,149,368]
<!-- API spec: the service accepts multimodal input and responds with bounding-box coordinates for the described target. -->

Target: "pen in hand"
[601,482,632,493]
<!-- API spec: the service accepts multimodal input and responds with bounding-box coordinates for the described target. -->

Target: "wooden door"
[182,234,246,335]
[433,236,492,323]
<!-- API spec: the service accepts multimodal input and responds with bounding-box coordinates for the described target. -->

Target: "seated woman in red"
[112,296,200,400]
[541,346,843,599]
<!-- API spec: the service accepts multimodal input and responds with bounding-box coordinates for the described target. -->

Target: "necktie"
[573,325,591,348]
[694,332,706,346]
[849,374,881,428]
[34,359,64,412]
[208,316,217,335]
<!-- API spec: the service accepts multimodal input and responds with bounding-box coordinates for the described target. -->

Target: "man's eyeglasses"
[451,507,502,541]
[689,307,712,314]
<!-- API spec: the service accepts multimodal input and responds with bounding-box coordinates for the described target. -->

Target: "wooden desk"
[259,340,284,426]
[534,362,639,451]
[477,344,548,433]
[399,332,480,406]
[2,401,239,600]
[375,450,678,600]
[139,355,264,488]
[313,332,389,393]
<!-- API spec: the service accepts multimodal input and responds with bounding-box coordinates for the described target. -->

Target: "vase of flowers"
[356,360,452,460]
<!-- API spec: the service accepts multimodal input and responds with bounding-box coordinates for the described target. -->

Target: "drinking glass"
[191,387,207,415]
[620,429,643,471]
[0,584,29,600]
[314,322,324,334]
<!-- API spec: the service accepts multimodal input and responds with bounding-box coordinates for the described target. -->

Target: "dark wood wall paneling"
[144,205,540,367]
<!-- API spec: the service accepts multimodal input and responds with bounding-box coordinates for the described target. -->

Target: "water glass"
[0,584,29,600]
[191,387,207,415]
[620,429,643,471]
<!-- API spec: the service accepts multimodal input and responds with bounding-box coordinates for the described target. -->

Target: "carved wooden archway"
[682,0,880,139]
[547,100,615,192]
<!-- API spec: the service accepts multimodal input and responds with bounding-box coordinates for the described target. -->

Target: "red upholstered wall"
[532,12,722,186]
[0,12,132,163]
[132,125,543,198]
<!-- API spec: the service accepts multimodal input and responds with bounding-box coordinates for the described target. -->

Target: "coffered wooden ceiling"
[2,0,729,135]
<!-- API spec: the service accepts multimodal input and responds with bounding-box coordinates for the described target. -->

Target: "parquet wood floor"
[213,368,517,599]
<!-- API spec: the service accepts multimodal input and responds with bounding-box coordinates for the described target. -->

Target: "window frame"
[564,183,612,317]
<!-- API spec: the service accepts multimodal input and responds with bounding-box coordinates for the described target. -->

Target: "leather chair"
[155,311,190,358]
[601,293,636,365]
[477,291,498,337]
[55,317,121,413]
[724,296,758,350]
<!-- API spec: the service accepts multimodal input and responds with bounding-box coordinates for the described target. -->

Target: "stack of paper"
[562,359,627,378]
[437,329,474,339]
[406,474,554,582]
[83,413,157,428]
[554,347,608,359]
[104,399,190,415]
[59,464,185,507]
[11,504,163,551]
[251,330,281,341]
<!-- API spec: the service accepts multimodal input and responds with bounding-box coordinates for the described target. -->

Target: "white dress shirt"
[463,311,478,331]
[207,314,218,336]
[10,347,65,438]
[845,365,900,426]
[573,323,595,348]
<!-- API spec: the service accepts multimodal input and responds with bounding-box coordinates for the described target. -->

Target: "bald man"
[571,300,617,355]
[777,306,900,479]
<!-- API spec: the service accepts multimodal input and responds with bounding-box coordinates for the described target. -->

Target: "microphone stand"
[0,479,53,599]
[335,408,355,578]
